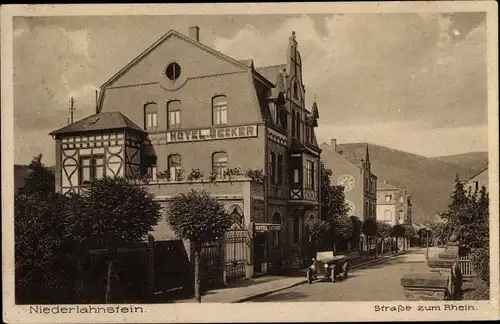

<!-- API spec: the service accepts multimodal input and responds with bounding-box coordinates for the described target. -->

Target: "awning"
[254,222,282,232]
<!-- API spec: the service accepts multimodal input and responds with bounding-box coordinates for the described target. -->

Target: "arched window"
[293,82,299,99]
[167,100,181,129]
[144,103,158,130]
[384,210,392,223]
[398,210,404,223]
[272,212,282,247]
[213,152,228,178]
[168,154,182,181]
[212,95,228,125]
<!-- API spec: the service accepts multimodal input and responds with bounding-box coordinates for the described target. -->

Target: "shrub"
[470,248,489,283]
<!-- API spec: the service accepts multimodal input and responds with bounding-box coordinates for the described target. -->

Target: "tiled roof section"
[256,64,286,86]
[50,112,144,136]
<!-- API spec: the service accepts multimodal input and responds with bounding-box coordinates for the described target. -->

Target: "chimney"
[189,26,200,42]
[330,139,337,152]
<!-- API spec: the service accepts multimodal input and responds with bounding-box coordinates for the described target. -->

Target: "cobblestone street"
[252,248,430,302]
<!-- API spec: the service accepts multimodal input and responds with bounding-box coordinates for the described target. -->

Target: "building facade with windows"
[320,140,377,222]
[376,180,412,226]
[50,27,321,279]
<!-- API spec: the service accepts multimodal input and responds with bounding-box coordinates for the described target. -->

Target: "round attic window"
[165,62,181,81]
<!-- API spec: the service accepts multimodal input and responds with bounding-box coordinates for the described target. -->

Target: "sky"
[12,12,489,166]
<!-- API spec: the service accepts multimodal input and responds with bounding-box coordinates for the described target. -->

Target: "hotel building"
[50,26,321,280]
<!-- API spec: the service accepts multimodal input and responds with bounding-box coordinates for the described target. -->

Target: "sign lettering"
[167,125,258,143]
[255,223,282,232]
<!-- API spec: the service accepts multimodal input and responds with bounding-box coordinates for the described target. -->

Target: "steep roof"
[255,64,286,86]
[464,164,488,183]
[50,112,144,136]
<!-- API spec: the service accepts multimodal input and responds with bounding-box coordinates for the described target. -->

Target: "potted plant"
[209,170,218,182]
[187,169,204,182]
[245,169,265,183]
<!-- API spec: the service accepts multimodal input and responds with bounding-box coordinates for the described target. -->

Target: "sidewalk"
[174,248,415,303]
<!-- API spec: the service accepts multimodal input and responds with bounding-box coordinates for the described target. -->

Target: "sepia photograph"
[2,2,498,323]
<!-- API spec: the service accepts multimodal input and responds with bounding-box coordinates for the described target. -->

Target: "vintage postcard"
[1,2,499,323]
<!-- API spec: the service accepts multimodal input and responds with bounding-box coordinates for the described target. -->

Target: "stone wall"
[401,238,462,301]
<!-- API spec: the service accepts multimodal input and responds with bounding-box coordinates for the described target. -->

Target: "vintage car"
[306,251,350,284]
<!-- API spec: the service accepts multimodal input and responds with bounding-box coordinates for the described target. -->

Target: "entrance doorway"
[253,233,267,274]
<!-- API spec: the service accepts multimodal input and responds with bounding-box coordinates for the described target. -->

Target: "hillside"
[433,152,488,174]
[334,143,480,224]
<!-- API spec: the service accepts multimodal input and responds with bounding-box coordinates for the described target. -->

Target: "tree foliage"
[392,224,405,238]
[320,162,349,221]
[361,218,378,236]
[304,215,330,238]
[350,215,362,243]
[72,176,162,246]
[17,154,55,196]
[166,189,233,247]
[376,221,392,239]
[332,214,354,242]
[15,155,74,303]
[403,224,416,240]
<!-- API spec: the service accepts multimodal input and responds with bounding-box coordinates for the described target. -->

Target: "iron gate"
[223,229,248,280]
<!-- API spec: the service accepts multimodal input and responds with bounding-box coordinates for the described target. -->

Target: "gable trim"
[100,30,251,90]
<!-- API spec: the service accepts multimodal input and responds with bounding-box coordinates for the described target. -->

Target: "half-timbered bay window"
[79,155,105,184]
[144,103,158,130]
[305,160,315,190]
[212,95,228,125]
[167,100,181,129]
[213,152,228,178]
[168,154,182,181]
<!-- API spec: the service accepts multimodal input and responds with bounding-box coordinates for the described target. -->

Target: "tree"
[440,175,470,242]
[165,189,233,303]
[304,215,330,255]
[376,221,392,255]
[350,216,362,250]
[392,224,405,252]
[403,224,416,250]
[17,154,55,196]
[320,163,349,221]
[361,218,378,257]
[331,214,354,252]
[14,155,74,303]
[71,176,162,303]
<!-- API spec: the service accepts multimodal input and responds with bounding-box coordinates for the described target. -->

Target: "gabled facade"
[50,27,321,279]
[376,180,412,226]
[320,140,377,222]
[463,165,488,194]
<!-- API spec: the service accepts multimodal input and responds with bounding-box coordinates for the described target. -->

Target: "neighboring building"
[49,27,321,279]
[320,140,377,222]
[376,180,412,226]
[463,164,488,194]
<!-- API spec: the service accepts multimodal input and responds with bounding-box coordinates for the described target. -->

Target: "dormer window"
[293,82,299,99]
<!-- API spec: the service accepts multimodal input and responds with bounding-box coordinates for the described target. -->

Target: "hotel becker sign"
[166,125,258,143]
